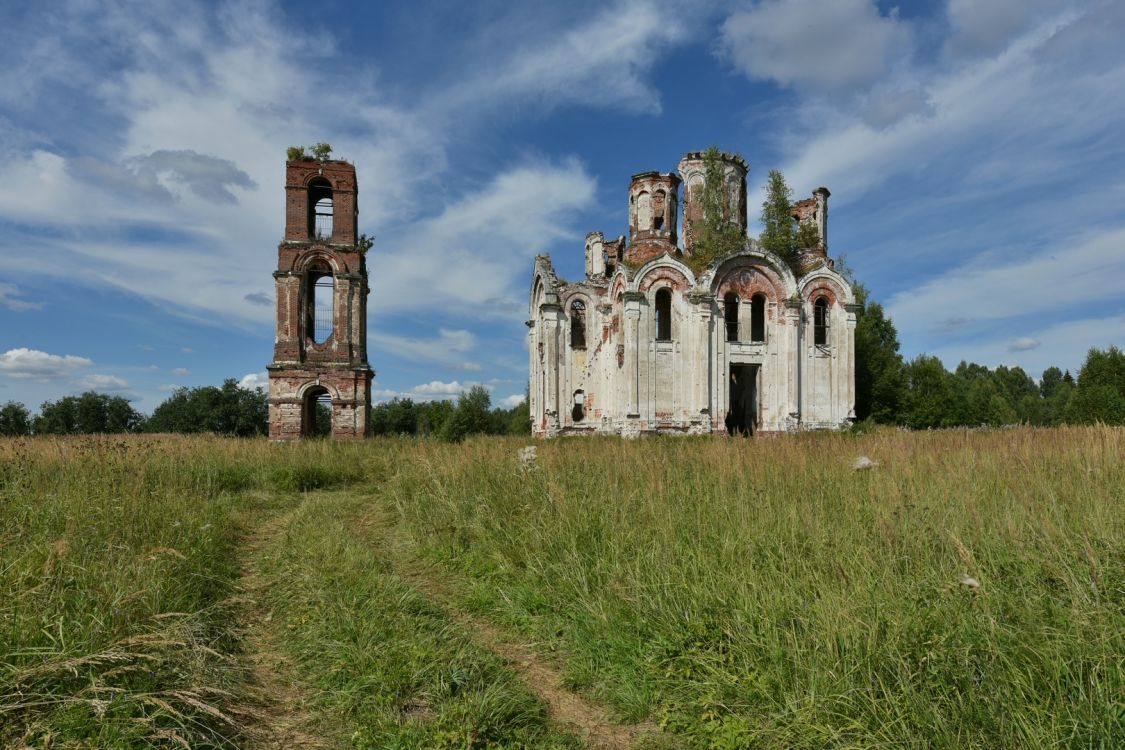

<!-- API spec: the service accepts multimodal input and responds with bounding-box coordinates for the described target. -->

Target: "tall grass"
[3,428,1121,748]
[382,427,1124,748]
[0,435,381,748]
[252,490,579,749]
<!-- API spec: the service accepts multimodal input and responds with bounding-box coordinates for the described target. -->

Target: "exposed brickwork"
[269,158,373,439]
[624,171,680,265]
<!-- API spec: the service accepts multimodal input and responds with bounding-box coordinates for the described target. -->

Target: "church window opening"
[653,190,666,230]
[655,288,672,341]
[570,299,586,348]
[813,297,829,346]
[307,262,334,344]
[572,390,585,422]
[308,178,333,240]
[751,294,766,343]
[637,191,652,231]
[724,292,739,342]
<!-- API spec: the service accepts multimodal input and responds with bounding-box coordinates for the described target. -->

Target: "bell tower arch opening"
[308,177,334,241]
[268,151,374,440]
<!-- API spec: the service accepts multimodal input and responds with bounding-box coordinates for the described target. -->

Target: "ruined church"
[528,150,857,438]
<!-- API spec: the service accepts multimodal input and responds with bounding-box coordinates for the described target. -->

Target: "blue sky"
[1,0,1123,414]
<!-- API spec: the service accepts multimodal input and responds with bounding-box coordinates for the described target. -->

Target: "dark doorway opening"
[726,364,759,437]
[302,387,333,438]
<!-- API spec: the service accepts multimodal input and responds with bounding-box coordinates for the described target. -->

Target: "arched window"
[306,262,334,343]
[655,288,672,341]
[723,292,739,342]
[653,190,666,230]
[637,191,652,231]
[751,294,766,343]
[813,297,829,346]
[570,299,586,349]
[572,390,585,422]
[308,178,333,240]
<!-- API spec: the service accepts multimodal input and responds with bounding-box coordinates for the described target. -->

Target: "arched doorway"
[726,364,759,436]
[302,386,333,438]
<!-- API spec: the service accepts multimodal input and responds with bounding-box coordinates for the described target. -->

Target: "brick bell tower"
[267,155,373,439]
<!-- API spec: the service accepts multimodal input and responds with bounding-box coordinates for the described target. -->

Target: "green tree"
[36,392,144,434]
[417,400,455,436]
[1039,366,1064,399]
[902,355,956,429]
[146,380,267,436]
[1043,375,1074,425]
[371,398,418,436]
[759,168,796,265]
[690,147,746,271]
[851,283,905,423]
[0,401,31,436]
[506,393,531,435]
[440,385,492,442]
[1066,346,1125,424]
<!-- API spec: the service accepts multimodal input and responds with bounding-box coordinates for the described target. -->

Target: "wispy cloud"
[0,282,42,312]
[719,0,912,94]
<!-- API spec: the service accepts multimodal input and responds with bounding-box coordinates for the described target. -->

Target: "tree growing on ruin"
[690,147,746,272]
[759,168,797,265]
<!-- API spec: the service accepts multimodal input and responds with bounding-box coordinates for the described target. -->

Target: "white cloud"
[1007,337,1040,352]
[0,282,43,312]
[77,373,130,392]
[779,6,1112,207]
[498,393,525,409]
[413,380,480,396]
[719,0,912,93]
[238,371,268,391]
[887,227,1125,334]
[181,347,194,353]
[373,379,496,403]
[171,367,189,376]
[450,362,483,372]
[945,0,1069,58]
[0,348,92,380]
[373,158,595,314]
[441,0,685,117]
[928,313,1125,376]
[370,328,478,364]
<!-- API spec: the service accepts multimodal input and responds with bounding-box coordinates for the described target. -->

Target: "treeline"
[0,381,530,439]
[853,285,1125,428]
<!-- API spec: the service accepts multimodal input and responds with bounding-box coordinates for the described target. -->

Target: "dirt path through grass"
[366,502,663,750]
[237,503,334,750]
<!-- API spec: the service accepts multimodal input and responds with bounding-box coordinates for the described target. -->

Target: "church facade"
[528,150,857,438]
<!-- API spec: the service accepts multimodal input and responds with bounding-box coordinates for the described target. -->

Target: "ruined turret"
[677,151,748,256]
[623,171,681,266]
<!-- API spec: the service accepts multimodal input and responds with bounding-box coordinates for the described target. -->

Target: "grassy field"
[1,427,1122,748]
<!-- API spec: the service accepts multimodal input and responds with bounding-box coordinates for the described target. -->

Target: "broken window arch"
[751,293,766,343]
[723,292,739,342]
[570,299,586,349]
[813,296,829,346]
[572,389,585,422]
[308,177,333,241]
[653,190,666,230]
[306,261,334,344]
[655,288,672,341]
